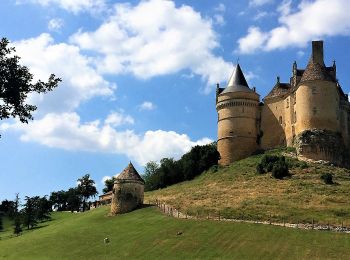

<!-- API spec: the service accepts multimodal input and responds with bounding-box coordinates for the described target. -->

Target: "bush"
[271,160,289,179]
[321,173,333,184]
[256,163,265,174]
[299,161,308,169]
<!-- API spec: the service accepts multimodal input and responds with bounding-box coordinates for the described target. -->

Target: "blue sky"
[1,0,350,200]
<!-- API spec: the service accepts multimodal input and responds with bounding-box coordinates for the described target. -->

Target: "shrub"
[299,161,308,169]
[321,173,333,184]
[256,163,265,174]
[271,160,289,179]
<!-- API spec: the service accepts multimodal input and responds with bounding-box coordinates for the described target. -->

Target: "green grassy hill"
[145,149,350,225]
[1,206,350,259]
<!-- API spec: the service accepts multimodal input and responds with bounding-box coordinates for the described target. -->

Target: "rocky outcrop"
[293,129,349,168]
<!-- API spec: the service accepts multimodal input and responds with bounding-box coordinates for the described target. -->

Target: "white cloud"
[13,33,115,114]
[139,101,156,111]
[214,3,225,12]
[249,0,274,7]
[48,18,64,31]
[238,0,350,53]
[214,14,225,26]
[237,27,269,54]
[0,113,212,166]
[70,0,232,92]
[17,0,106,14]
[253,11,269,21]
[104,111,134,127]
[101,175,112,185]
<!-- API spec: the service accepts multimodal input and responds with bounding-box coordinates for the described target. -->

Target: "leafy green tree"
[66,188,82,213]
[50,190,68,211]
[0,38,61,128]
[102,176,116,194]
[36,196,52,222]
[0,215,3,231]
[77,174,98,212]
[143,161,160,191]
[22,196,38,230]
[0,199,15,216]
[13,215,22,236]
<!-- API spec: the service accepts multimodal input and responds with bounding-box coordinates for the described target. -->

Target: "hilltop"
[145,148,350,225]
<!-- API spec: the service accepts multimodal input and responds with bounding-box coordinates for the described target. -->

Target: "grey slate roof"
[116,162,145,183]
[265,82,291,100]
[221,64,255,94]
[300,58,335,83]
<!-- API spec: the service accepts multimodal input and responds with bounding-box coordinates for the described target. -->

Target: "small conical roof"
[116,162,145,183]
[221,64,254,94]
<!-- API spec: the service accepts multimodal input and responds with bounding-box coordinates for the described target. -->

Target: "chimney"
[311,41,324,65]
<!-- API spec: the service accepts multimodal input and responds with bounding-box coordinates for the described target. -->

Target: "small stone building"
[111,162,145,215]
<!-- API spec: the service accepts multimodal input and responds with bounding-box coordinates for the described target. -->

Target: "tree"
[66,188,82,213]
[13,215,22,236]
[143,161,160,191]
[0,199,15,215]
[0,215,3,231]
[49,190,68,211]
[77,174,98,212]
[102,176,116,194]
[36,196,52,222]
[0,38,61,127]
[12,193,22,236]
[22,196,38,230]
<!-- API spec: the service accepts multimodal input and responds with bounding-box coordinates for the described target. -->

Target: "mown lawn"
[0,206,349,259]
[145,149,350,225]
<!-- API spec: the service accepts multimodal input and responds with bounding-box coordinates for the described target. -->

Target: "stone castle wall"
[295,80,340,135]
[110,180,144,215]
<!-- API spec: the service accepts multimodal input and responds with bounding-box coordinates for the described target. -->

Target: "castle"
[216,41,350,167]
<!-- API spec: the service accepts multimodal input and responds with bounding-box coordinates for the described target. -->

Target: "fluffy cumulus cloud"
[0,113,212,166]
[238,0,350,54]
[139,101,156,111]
[70,0,232,92]
[17,0,106,14]
[14,33,115,114]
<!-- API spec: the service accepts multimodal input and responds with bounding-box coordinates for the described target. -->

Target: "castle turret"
[111,162,144,215]
[216,64,260,165]
[295,40,339,134]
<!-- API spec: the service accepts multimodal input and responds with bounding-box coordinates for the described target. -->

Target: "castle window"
[294,93,296,104]
[312,86,317,94]
[279,116,282,124]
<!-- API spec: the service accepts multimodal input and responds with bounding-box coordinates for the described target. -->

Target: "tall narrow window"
[279,116,282,125]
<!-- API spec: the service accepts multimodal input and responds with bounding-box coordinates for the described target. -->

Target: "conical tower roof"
[221,64,254,94]
[300,41,334,83]
[300,59,334,83]
[116,162,145,183]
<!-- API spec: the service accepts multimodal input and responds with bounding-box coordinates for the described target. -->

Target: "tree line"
[143,142,220,191]
[0,174,97,236]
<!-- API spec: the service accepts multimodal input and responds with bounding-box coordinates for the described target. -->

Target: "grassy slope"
[145,149,350,225]
[0,206,350,259]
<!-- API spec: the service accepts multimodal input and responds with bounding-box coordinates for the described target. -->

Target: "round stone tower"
[295,41,340,134]
[216,64,260,166]
[111,162,145,215]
